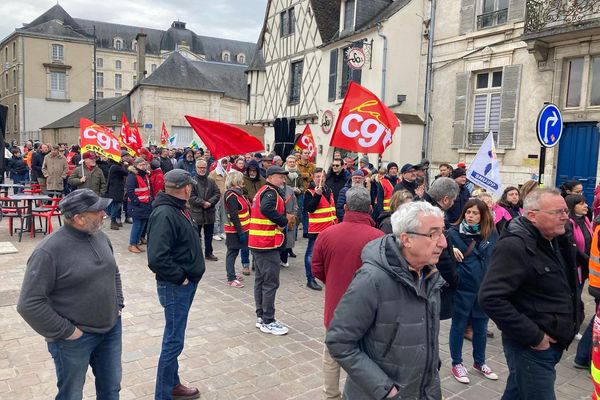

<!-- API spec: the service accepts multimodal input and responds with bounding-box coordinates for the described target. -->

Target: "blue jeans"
[47,318,122,400]
[449,312,488,366]
[155,280,197,400]
[574,299,599,367]
[304,237,316,282]
[129,218,148,245]
[501,336,563,400]
[241,247,250,264]
[109,201,122,222]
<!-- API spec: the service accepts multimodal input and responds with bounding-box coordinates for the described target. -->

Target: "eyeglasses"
[332,164,341,168]
[406,229,446,241]
[531,208,569,216]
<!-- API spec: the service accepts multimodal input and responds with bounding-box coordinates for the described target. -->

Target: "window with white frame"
[477,0,509,29]
[471,70,502,142]
[12,69,16,91]
[115,60,122,70]
[49,71,66,99]
[566,58,584,108]
[12,42,16,60]
[96,72,104,88]
[115,74,122,90]
[96,91,103,99]
[97,58,103,68]
[151,64,157,72]
[132,40,137,51]
[133,61,137,71]
[52,44,64,61]
[114,38,123,50]
[222,51,230,62]
[343,0,356,31]
[237,53,246,64]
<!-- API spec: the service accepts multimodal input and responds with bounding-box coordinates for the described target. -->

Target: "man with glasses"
[325,158,350,205]
[326,201,446,399]
[480,188,582,400]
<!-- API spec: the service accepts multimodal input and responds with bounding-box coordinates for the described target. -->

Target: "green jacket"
[68,165,107,196]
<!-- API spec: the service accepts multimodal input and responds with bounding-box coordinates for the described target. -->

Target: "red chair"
[31,197,62,235]
[23,183,42,195]
[1,197,31,242]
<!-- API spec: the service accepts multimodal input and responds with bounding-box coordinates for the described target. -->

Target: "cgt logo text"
[341,100,393,148]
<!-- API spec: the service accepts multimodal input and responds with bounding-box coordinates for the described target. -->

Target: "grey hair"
[286,155,296,162]
[428,177,459,201]
[346,186,371,213]
[225,170,244,189]
[195,159,207,167]
[391,201,444,237]
[523,188,561,213]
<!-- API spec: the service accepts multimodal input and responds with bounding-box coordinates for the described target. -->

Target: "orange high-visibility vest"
[380,177,394,211]
[591,305,600,399]
[224,190,251,234]
[66,151,77,176]
[132,174,151,203]
[248,185,285,250]
[589,225,600,299]
[308,190,337,234]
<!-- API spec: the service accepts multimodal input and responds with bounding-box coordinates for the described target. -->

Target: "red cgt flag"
[294,125,316,161]
[185,115,263,160]
[80,118,121,162]
[120,113,130,146]
[329,81,400,154]
[129,120,143,154]
[160,122,169,146]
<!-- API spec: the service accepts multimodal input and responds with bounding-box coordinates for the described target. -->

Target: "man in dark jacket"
[336,170,366,222]
[105,156,130,230]
[31,143,48,185]
[479,188,583,399]
[188,159,221,261]
[158,148,174,174]
[242,160,266,202]
[393,163,418,198]
[325,158,349,204]
[7,148,28,193]
[444,167,470,224]
[326,201,447,399]
[176,148,196,177]
[147,169,205,400]
[312,186,384,399]
[423,177,460,320]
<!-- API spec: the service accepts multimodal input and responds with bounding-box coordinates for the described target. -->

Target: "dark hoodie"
[479,217,582,349]
[176,149,196,177]
[243,160,266,202]
[147,192,205,284]
[326,235,444,399]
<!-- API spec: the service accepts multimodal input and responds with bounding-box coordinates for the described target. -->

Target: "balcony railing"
[525,0,600,33]
[468,131,499,148]
[477,9,508,29]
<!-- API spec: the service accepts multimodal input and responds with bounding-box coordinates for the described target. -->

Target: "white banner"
[466,132,502,195]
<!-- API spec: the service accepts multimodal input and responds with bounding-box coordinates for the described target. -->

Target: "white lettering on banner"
[341,113,391,148]
[83,126,120,152]
[300,135,315,156]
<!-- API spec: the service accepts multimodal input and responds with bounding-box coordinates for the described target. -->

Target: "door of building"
[555,122,599,206]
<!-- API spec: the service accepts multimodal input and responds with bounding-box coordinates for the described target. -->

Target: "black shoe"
[307,280,322,291]
[573,360,589,370]
[288,251,297,258]
[110,221,120,230]
[205,254,218,261]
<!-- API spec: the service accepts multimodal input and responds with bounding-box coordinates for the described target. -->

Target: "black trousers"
[198,223,214,256]
[252,250,281,324]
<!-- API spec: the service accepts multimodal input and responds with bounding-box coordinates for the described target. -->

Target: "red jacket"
[149,168,164,198]
[311,210,384,328]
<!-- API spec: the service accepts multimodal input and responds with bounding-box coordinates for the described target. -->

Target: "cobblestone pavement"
[0,216,594,399]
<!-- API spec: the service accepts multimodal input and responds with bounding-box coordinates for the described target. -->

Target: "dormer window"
[114,38,123,50]
[343,0,356,31]
[222,51,231,62]
[237,53,246,64]
[132,40,138,51]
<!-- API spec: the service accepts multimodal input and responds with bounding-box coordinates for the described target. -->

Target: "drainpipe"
[376,24,387,103]
[422,0,436,160]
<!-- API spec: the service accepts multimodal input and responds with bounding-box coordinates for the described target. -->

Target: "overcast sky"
[0,0,266,43]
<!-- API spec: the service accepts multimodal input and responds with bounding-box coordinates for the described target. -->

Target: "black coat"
[479,217,583,349]
[159,156,174,174]
[188,174,220,225]
[224,188,250,249]
[325,169,349,203]
[8,156,28,176]
[31,151,46,181]
[105,163,128,201]
[147,192,205,284]
[445,184,470,225]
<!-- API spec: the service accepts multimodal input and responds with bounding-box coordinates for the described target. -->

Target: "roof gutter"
[376,24,387,103]
[422,0,436,161]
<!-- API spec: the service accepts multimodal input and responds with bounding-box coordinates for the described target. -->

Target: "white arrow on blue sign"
[536,103,563,148]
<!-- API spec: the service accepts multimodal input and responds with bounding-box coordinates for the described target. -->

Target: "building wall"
[95,49,162,98]
[0,36,22,143]
[130,86,246,145]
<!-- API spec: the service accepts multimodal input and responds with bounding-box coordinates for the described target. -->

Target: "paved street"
[0,216,594,399]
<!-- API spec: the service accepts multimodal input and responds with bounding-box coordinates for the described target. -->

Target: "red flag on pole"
[160,122,169,146]
[80,118,122,162]
[294,125,316,161]
[120,113,130,146]
[329,81,400,154]
[129,120,143,154]
[184,115,263,160]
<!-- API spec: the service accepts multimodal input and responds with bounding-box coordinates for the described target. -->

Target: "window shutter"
[459,0,476,35]
[489,93,501,131]
[328,49,338,101]
[499,64,522,148]
[472,94,487,132]
[453,72,470,148]
[508,0,525,22]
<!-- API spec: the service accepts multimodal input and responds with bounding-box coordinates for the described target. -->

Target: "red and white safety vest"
[131,174,150,203]
[307,190,337,234]
[380,177,394,211]
[224,190,251,234]
[248,185,285,250]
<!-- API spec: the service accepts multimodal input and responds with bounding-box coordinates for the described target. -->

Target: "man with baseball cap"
[67,151,107,196]
[17,188,124,400]
[394,163,419,198]
[147,169,205,400]
[248,165,292,335]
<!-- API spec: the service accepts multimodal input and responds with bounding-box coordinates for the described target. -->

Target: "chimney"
[135,31,147,84]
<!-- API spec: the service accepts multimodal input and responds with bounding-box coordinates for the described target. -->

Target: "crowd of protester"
[6,138,600,399]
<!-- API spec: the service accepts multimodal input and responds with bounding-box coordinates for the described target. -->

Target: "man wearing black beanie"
[375,162,400,219]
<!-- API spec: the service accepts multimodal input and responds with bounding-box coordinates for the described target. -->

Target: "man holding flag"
[68,151,106,196]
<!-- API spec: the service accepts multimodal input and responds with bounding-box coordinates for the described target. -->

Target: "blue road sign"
[536,103,563,148]
[144,123,153,129]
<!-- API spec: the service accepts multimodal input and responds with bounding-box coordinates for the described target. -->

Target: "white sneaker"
[220,233,226,239]
[280,262,289,268]
[451,364,470,384]
[473,364,498,380]
[212,234,222,241]
[260,321,289,336]
[255,317,262,328]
